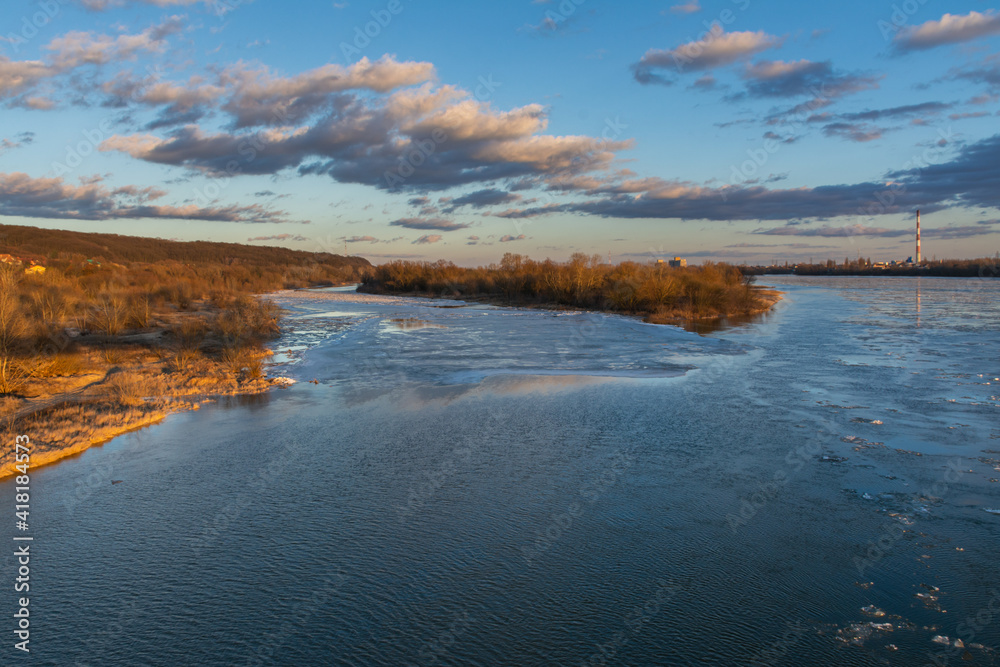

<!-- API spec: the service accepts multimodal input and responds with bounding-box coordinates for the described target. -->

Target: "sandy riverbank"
[0,344,287,481]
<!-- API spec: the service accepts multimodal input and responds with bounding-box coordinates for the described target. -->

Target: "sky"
[1,0,1000,266]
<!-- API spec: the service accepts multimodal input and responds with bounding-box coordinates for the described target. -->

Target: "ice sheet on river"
[267,287,744,390]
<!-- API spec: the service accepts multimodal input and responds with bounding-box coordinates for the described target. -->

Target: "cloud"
[951,53,1000,92]
[839,101,951,122]
[632,29,780,84]
[669,1,701,14]
[0,19,186,108]
[0,57,59,102]
[0,172,288,223]
[949,111,990,120]
[740,60,880,99]
[412,234,443,244]
[100,75,631,191]
[0,132,35,155]
[755,222,1000,239]
[248,233,308,242]
[44,17,185,69]
[77,0,220,10]
[389,217,470,231]
[218,56,436,128]
[345,235,380,243]
[490,203,561,218]
[893,11,1000,52]
[821,121,885,143]
[444,188,521,210]
[540,131,1000,222]
[499,234,527,242]
[762,131,796,145]
[884,133,1000,211]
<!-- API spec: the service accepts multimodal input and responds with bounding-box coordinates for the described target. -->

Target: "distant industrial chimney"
[916,210,921,264]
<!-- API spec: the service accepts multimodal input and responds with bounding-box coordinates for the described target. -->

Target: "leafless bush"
[105,371,151,407]
[94,295,128,335]
[220,345,264,381]
[214,296,281,346]
[0,355,31,395]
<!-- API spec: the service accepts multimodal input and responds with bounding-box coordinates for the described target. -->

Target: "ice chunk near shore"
[271,377,297,387]
[836,622,894,646]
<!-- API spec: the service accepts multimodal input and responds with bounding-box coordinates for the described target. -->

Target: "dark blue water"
[4,277,999,665]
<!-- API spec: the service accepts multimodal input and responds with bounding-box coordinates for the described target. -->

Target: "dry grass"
[104,371,153,407]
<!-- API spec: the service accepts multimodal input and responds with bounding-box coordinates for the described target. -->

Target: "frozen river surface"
[5,276,999,666]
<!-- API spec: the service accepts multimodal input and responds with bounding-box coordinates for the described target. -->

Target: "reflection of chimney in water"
[916,210,921,264]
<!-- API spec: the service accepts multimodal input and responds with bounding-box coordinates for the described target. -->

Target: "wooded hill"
[0,224,370,274]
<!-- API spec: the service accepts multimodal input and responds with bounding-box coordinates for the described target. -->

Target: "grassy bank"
[361,253,781,323]
[0,224,370,480]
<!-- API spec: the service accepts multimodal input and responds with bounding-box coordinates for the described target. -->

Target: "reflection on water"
[674,309,775,335]
[3,277,999,666]
[386,317,448,332]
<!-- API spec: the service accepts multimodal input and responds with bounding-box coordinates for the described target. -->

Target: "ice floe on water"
[836,621,896,647]
[265,286,735,389]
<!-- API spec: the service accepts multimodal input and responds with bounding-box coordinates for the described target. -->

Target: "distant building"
[668,257,687,268]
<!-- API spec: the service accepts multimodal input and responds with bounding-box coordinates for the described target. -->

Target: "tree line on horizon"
[743,256,1000,277]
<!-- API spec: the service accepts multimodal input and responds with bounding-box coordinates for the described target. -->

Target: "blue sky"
[1,0,999,265]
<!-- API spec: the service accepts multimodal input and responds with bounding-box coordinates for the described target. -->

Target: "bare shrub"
[220,345,264,381]
[105,371,150,407]
[0,356,31,395]
[95,295,128,335]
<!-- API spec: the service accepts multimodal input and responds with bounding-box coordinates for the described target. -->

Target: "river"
[4,276,999,666]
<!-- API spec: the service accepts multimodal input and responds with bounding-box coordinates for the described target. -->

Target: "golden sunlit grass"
[362,253,780,322]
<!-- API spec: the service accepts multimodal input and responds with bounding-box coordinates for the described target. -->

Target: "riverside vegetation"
[0,224,370,479]
[361,253,780,323]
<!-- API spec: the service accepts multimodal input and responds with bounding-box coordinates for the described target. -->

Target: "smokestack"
[916,210,921,264]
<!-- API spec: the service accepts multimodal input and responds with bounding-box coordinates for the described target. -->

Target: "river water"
[4,276,999,666]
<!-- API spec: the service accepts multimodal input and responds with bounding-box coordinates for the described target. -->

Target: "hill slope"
[0,224,370,272]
